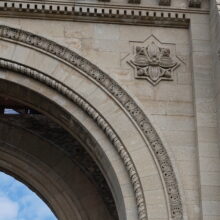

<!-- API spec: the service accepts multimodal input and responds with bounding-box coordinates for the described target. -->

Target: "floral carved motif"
[128,40,180,85]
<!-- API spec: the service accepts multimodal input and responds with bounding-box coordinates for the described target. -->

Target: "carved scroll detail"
[0,25,183,220]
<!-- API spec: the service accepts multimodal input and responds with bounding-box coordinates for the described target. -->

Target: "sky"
[0,172,57,220]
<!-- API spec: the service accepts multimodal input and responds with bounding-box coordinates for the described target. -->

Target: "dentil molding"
[0,1,192,28]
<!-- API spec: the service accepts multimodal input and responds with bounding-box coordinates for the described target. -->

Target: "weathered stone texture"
[0,1,218,220]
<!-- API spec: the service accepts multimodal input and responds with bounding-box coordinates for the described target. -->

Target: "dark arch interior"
[0,79,120,220]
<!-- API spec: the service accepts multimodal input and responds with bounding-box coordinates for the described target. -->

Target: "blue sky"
[0,172,57,220]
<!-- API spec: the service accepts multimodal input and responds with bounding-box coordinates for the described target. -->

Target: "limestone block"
[152,115,195,131]
[119,25,152,41]
[181,174,200,190]
[139,175,163,191]
[199,143,220,158]
[191,23,211,40]
[200,172,220,186]
[64,22,94,39]
[94,24,119,40]
[155,84,193,102]
[197,113,217,128]
[166,101,194,116]
[202,186,220,201]
[164,130,196,146]
[144,189,167,205]
[202,201,220,216]
[200,158,220,172]
[197,127,218,143]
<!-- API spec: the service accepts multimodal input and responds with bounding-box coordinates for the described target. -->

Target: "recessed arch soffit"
[0,25,183,220]
[0,141,82,220]
[0,114,118,220]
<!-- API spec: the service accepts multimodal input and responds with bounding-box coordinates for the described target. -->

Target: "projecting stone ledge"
[188,0,201,8]
[128,0,141,4]
[159,0,171,6]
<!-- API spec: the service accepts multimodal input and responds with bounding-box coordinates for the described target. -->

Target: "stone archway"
[0,111,120,220]
[0,26,184,220]
[0,78,138,220]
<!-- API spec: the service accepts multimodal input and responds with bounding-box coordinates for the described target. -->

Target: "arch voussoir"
[0,25,183,220]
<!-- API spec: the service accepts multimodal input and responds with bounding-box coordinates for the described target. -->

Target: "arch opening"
[0,26,185,220]
[0,80,124,220]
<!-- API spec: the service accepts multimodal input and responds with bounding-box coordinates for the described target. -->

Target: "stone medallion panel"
[127,35,182,85]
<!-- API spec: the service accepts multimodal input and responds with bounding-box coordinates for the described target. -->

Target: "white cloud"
[0,172,56,220]
[0,196,19,220]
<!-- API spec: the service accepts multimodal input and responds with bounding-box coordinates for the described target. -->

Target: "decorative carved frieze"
[128,36,180,85]
[128,0,141,4]
[0,25,184,220]
[159,0,171,6]
[188,0,201,8]
[0,1,189,28]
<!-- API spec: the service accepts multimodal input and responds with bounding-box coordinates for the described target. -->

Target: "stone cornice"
[0,0,208,28]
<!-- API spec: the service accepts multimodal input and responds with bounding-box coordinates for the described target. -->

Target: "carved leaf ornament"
[129,42,180,85]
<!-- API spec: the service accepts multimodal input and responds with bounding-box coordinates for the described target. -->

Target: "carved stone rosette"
[128,39,180,86]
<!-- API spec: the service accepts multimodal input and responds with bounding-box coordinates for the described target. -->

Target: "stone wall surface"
[206,1,220,220]
[0,0,219,220]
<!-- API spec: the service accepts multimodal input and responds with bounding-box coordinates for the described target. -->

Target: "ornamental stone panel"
[127,35,181,85]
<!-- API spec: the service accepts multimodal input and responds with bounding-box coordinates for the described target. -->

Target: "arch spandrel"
[0,25,184,220]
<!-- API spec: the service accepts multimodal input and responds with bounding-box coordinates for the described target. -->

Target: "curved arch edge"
[0,58,147,220]
[0,24,183,220]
